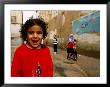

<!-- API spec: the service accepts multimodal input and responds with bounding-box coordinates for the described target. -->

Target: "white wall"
[11,24,21,37]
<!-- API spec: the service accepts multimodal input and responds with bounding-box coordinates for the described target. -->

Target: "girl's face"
[26,25,43,49]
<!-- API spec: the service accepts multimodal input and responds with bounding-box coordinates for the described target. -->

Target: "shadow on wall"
[77,48,100,58]
[76,33,100,58]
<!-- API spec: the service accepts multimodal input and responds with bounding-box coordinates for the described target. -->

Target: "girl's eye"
[28,31,34,34]
[28,31,43,35]
[37,31,43,34]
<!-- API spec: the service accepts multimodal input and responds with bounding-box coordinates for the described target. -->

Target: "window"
[11,16,16,24]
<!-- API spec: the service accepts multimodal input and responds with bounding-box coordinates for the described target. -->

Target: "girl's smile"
[26,25,43,49]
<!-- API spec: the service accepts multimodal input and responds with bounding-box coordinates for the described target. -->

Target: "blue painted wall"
[72,11,100,35]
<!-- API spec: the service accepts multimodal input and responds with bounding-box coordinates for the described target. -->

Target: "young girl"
[67,34,77,61]
[11,18,53,77]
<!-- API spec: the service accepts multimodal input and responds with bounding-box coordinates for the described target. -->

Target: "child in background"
[53,34,58,54]
[67,34,77,60]
[11,18,53,77]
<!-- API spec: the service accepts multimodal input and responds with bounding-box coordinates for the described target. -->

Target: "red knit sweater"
[67,42,75,48]
[11,44,53,77]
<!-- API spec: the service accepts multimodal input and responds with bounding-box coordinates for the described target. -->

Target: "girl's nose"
[33,32,38,37]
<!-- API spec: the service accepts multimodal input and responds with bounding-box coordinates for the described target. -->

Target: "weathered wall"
[72,11,100,58]
[11,24,21,37]
[11,11,22,37]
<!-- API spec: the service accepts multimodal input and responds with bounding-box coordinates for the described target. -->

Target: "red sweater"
[67,42,75,48]
[11,44,53,77]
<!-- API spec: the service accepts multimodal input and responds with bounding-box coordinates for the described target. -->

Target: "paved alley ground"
[49,47,100,77]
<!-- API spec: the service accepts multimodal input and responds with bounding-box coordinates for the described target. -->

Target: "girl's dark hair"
[20,18,48,41]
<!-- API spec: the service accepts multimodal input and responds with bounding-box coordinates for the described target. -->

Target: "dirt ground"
[50,47,100,77]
